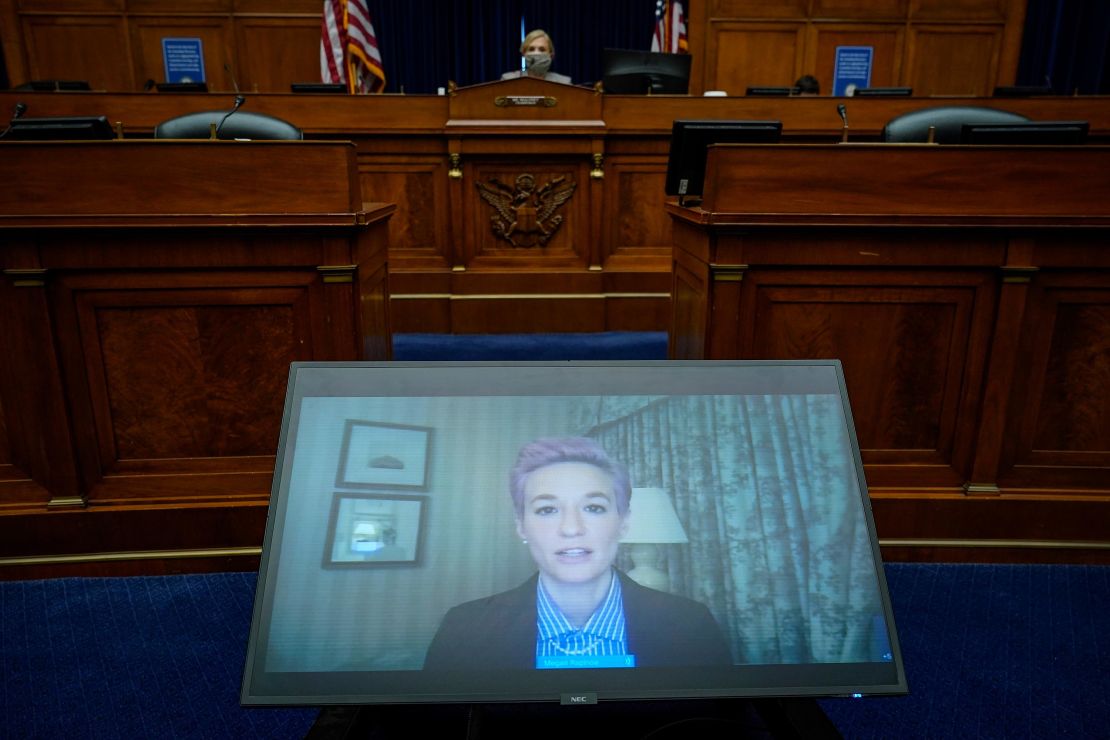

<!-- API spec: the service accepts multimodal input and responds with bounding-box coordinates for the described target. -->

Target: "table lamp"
[620,487,688,591]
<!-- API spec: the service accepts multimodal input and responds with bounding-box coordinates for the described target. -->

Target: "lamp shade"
[620,488,688,544]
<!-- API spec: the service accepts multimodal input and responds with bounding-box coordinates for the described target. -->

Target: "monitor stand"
[305,698,842,740]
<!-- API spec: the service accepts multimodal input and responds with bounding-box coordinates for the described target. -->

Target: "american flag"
[321,0,385,93]
[651,0,688,55]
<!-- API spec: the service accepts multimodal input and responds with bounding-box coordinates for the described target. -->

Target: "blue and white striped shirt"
[535,570,628,661]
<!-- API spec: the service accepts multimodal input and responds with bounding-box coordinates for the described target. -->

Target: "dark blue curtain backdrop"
[365,0,658,93]
[1016,0,1110,94]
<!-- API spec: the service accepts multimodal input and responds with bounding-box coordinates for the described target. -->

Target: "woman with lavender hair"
[424,437,729,670]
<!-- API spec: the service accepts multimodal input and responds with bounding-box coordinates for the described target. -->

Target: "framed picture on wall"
[322,492,428,568]
[335,420,432,490]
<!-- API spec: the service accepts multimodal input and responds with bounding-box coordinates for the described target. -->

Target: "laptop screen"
[242,361,905,705]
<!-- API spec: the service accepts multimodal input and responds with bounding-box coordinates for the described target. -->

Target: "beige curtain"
[589,394,886,665]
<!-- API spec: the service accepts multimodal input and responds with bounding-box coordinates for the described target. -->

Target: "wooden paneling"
[233,0,317,12]
[7,0,318,92]
[130,0,231,12]
[359,158,451,262]
[911,0,1008,21]
[0,141,392,575]
[699,0,1024,95]
[812,0,908,17]
[451,297,606,334]
[129,16,235,90]
[604,159,673,258]
[1028,294,1110,453]
[1002,272,1110,489]
[235,17,318,93]
[670,246,710,361]
[17,0,123,11]
[810,24,904,89]
[74,285,304,462]
[4,141,361,217]
[699,145,1110,219]
[744,269,992,484]
[669,143,1110,561]
[709,22,805,93]
[22,15,133,90]
[709,0,808,18]
[907,25,1002,96]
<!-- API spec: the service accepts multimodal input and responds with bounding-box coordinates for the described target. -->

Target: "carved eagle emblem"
[476,173,576,247]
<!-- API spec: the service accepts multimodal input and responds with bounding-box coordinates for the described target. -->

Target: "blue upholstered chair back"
[881,106,1030,144]
[154,110,303,140]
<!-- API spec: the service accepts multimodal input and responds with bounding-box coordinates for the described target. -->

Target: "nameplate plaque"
[494,96,557,108]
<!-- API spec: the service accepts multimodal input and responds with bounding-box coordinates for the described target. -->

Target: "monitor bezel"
[241,360,907,707]
[601,49,692,95]
[853,87,913,97]
[291,82,348,94]
[663,119,782,201]
[959,120,1089,145]
[4,115,115,140]
[745,86,793,97]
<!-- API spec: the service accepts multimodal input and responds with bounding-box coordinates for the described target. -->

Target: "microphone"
[837,103,849,142]
[143,78,155,91]
[214,94,246,139]
[0,102,27,139]
[224,63,240,94]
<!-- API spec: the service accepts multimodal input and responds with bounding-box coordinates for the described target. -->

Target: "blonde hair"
[520,29,554,56]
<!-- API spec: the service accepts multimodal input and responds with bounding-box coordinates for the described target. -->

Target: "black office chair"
[153,110,303,140]
[881,105,1029,144]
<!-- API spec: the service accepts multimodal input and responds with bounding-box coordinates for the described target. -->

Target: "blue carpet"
[2,564,1107,739]
[392,332,669,361]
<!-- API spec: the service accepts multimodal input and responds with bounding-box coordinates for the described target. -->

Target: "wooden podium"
[401,77,670,333]
[668,143,1110,563]
[0,140,392,577]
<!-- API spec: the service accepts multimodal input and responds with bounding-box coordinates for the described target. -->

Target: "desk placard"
[833,46,872,97]
[162,38,206,84]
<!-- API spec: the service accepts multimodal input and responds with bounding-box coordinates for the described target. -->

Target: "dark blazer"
[423,571,731,670]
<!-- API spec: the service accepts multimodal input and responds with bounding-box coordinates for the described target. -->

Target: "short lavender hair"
[509,437,631,518]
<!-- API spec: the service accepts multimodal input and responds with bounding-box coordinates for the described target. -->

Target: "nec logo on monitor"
[561,693,598,705]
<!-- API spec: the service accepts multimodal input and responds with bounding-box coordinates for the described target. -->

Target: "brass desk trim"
[3,268,48,287]
[0,546,263,568]
[317,264,358,283]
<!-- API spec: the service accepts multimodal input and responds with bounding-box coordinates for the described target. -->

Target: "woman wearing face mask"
[502,29,571,84]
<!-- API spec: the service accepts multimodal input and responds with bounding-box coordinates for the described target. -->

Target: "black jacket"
[423,570,731,670]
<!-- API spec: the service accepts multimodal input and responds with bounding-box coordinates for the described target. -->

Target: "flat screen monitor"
[853,87,912,97]
[14,79,91,92]
[4,115,115,140]
[745,86,793,96]
[960,120,1089,145]
[601,49,691,95]
[664,119,782,203]
[291,83,347,94]
[992,85,1054,97]
[241,361,906,732]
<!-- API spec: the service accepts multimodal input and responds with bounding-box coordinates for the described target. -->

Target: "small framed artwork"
[335,420,431,490]
[323,492,428,568]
